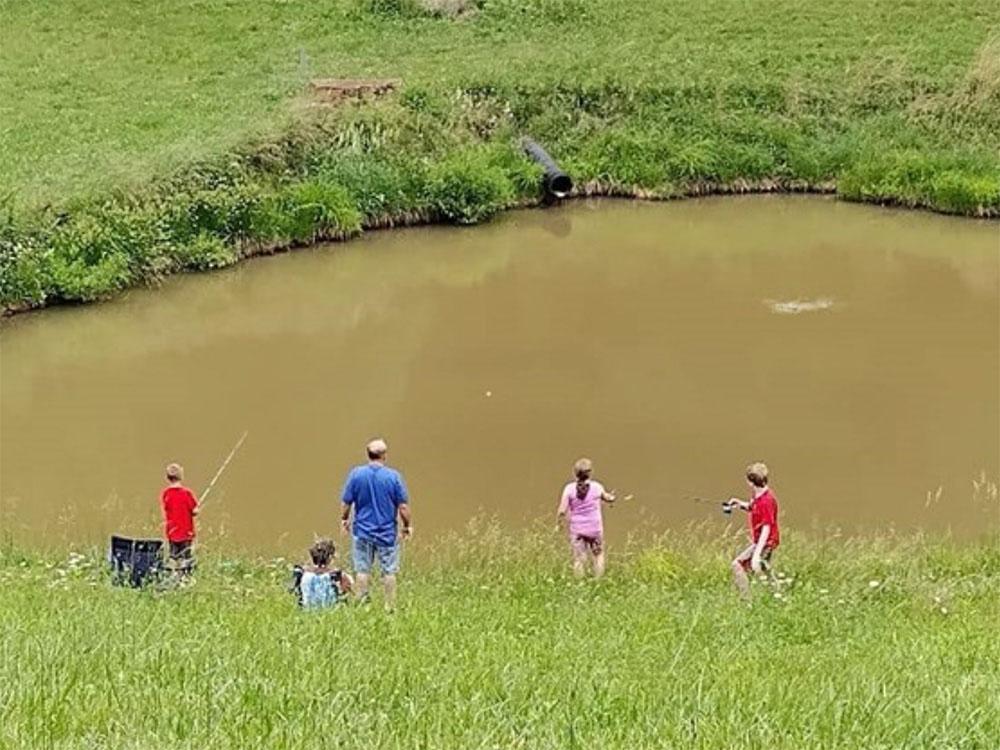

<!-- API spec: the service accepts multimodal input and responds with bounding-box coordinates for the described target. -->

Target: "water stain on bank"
[1,197,997,549]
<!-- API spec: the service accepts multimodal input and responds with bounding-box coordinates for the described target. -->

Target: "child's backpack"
[290,565,342,609]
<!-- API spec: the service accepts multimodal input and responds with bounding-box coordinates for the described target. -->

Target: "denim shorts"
[352,537,400,575]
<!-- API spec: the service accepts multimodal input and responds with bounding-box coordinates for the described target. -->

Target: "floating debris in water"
[766,298,835,315]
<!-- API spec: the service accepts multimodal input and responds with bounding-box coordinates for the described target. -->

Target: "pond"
[1,197,998,550]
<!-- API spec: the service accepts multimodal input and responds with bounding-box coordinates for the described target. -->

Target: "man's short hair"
[366,438,388,460]
[746,462,769,488]
[166,463,184,482]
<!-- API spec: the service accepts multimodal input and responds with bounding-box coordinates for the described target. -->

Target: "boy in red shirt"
[724,461,780,601]
[161,463,199,575]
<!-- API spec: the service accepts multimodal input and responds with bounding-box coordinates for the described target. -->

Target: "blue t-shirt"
[341,464,409,546]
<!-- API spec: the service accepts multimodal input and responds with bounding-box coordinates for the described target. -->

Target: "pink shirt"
[558,481,606,538]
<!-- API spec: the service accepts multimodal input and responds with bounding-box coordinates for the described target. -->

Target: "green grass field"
[2,0,999,308]
[1,531,998,749]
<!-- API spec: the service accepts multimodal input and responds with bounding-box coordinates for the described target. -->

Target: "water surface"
[2,197,998,549]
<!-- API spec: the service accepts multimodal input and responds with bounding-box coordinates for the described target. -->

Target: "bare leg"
[572,545,586,578]
[593,551,606,578]
[355,572,371,601]
[731,560,751,601]
[763,559,778,587]
[383,574,397,610]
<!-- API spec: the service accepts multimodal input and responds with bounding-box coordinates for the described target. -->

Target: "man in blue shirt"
[340,438,412,608]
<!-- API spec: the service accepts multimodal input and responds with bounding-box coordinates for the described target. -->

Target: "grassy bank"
[2,0,999,312]
[1,530,998,749]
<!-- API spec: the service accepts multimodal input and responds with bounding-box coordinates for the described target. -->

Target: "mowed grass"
[1,530,999,749]
[1,0,998,203]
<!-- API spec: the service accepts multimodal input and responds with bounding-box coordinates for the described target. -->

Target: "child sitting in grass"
[292,539,353,609]
[724,461,780,601]
[557,458,616,578]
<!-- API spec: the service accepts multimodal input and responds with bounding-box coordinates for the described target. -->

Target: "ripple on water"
[766,298,836,315]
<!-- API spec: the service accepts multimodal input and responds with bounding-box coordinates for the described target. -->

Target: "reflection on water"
[1,196,998,550]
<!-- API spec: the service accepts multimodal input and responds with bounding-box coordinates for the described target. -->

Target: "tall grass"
[1,530,998,748]
[2,0,999,311]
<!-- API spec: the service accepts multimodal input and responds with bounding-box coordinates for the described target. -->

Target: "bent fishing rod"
[198,430,249,510]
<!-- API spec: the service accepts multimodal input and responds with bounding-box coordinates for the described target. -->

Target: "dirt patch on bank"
[309,78,402,106]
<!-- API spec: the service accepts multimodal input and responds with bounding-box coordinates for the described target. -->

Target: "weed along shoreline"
[1,145,994,318]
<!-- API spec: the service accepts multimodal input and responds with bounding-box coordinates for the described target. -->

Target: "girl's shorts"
[572,534,604,555]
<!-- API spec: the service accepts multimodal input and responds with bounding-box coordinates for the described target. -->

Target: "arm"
[556,492,569,526]
[338,571,354,594]
[398,502,412,539]
[727,497,750,512]
[340,471,355,534]
[750,525,770,573]
[601,490,617,503]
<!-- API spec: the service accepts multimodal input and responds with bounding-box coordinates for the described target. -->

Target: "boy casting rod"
[199,430,249,509]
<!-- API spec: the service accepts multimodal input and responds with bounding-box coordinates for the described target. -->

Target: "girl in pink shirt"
[557,458,616,577]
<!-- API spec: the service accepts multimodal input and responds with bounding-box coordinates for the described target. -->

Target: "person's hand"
[400,525,412,541]
[340,518,350,535]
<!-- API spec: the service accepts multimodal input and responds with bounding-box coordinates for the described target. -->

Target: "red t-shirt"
[161,485,198,542]
[748,489,779,548]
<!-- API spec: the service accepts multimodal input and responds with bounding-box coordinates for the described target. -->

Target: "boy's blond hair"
[165,463,184,482]
[746,462,769,488]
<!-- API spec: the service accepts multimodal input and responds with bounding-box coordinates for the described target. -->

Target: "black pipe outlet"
[521,138,573,199]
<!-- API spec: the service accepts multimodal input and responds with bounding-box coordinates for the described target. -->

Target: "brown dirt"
[309,78,402,106]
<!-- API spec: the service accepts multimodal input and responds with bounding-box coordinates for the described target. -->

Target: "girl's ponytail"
[573,458,593,500]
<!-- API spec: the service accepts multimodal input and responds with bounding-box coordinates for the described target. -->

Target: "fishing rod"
[691,497,736,514]
[198,430,249,509]
[606,490,634,504]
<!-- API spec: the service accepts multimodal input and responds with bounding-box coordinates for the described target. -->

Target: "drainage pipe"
[520,138,573,199]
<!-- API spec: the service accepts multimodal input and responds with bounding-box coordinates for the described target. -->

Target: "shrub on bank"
[426,149,518,224]
[312,157,431,223]
[275,181,364,243]
[172,233,237,271]
[838,148,1000,215]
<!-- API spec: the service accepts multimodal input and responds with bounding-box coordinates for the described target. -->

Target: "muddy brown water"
[1,197,998,552]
